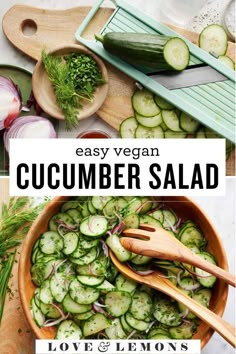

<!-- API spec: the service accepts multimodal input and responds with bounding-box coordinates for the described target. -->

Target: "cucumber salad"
[30,196,217,340]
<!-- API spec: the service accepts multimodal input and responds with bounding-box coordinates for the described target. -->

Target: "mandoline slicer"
[75,0,236,143]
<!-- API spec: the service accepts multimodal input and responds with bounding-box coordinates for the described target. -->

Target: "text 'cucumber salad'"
[30,196,217,340]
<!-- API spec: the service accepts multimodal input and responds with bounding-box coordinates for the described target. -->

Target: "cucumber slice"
[77,275,104,287]
[115,274,138,293]
[73,310,94,321]
[106,234,132,262]
[49,212,74,232]
[80,215,108,238]
[103,197,127,217]
[69,278,100,304]
[123,213,140,229]
[79,237,99,250]
[218,55,235,70]
[96,280,115,292]
[39,280,53,305]
[105,318,127,339]
[70,247,97,266]
[120,117,138,138]
[199,24,228,56]
[91,196,112,211]
[120,315,132,333]
[169,321,197,339]
[164,129,187,138]
[125,312,150,331]
[149,210,164,224]
[130,291,153,320]
[50,273,69,303]
[192,288,212,308]
[56,320,82,339]
[61,201,79,212]
[195,252,217,287]
[62,294,91,314]
[66,208,81,224]
[87,199,97,215]
[132,89,160,117]
[154,95,174,110]
[40,302,61,318]
[162,110,183,132]
[31,297,45,328]
[163,37,190,71]
[135,112,162,128]
[39,231,63,255]
[81,202,90,217]
[105,291,132,317]
[63,232,79,255]
[162,209,177,229]
[180,226,206,248]
[83,313,111,337]
[135,125,164,138]
[179,112,200,133]
[140,214,162,228]
[131,254,152,265]
[148,328,170,339]
[153,295,182,326]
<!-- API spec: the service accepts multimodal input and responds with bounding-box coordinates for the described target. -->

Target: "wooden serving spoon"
[120,224,236,287]
[110,251,236,348]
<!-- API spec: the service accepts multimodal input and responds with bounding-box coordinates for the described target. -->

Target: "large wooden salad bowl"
[19,196,229,347]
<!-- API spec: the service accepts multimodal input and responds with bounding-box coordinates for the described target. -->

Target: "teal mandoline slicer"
[75,0,236,143]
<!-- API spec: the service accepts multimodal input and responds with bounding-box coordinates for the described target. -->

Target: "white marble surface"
[0,1,235,353]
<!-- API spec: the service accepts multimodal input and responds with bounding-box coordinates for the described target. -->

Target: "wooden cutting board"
[2,4,235,175]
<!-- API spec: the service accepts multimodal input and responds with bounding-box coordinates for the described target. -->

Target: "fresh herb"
[42,50,105,130]
[0,251,16,322]
[65,53,105,99]
[0,197,49,323]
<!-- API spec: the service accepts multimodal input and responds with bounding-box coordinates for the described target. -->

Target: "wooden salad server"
[110,252,236,348]
[120,224,236,287]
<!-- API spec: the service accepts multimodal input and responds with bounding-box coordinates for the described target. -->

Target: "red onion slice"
[4,115,57,153]
[0,76,22,130]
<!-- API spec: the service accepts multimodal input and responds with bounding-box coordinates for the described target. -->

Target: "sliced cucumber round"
[135,125,164,138]
[199,24,228,56]
[180,112,200,133]
[132,89,160,117]
[135,112,162,128]
[120,116,138,138]
[163,37,190,71]
[80,215,108,238]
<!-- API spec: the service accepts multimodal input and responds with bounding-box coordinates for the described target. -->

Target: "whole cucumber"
[95,32,190,71]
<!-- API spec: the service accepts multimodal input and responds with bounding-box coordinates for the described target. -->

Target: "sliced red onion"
[176,271,201,291]
[92,303,114,320]
[94,301,108,308]
[0,76,22,130]
[4,115,57,152]
[127,330,137,339]
[112,221,126,235]
[127,263,155,276]
[100,240,109,257]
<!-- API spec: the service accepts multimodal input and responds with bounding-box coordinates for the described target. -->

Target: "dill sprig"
[42,49,105,130]
[42,50,80,130]
[0,197,50,323]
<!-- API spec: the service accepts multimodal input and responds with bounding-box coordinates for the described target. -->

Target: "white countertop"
[0,1,235,353]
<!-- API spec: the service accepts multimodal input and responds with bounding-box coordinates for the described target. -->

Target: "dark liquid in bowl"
[77,131,110,139]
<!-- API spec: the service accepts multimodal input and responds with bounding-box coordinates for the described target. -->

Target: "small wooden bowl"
[19,196,229,347]
[32,45,108,121]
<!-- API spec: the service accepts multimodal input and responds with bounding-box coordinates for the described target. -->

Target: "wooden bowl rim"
[32,44,109,120]
[18,196,229,347]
